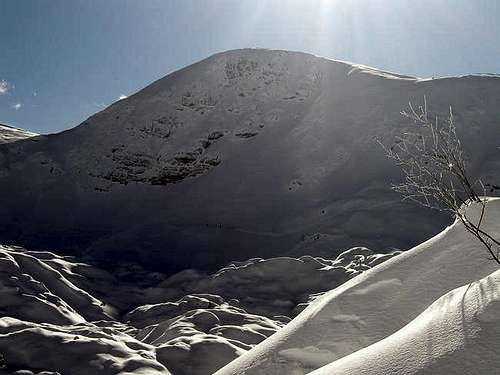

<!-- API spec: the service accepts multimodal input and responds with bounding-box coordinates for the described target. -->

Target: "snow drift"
[310,267,500,375]
[0,245,112,324]
[0,243,395,374]
[215,198,500,375]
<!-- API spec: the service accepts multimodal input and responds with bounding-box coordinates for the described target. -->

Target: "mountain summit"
[1,49,499,272]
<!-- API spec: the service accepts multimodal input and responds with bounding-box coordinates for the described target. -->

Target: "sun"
[320,0,336,10]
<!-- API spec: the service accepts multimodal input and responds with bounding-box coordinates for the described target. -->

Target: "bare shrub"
[380,97,500,264]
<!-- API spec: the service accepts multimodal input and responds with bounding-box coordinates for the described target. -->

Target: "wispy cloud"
[0,80,11,95]
[118,94,128,100]
[13,103,22,110]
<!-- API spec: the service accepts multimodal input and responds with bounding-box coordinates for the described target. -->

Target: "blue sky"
[1,0,499,134]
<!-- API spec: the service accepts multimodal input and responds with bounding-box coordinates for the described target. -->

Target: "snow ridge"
[215,199,500,375]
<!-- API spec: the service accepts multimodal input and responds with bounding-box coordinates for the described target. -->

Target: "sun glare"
[319,0,336,15]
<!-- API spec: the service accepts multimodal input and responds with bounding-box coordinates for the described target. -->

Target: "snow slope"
[0,123,37,144]
[215,199,500,375]
[310,268,500,375]
[1,49,500,272]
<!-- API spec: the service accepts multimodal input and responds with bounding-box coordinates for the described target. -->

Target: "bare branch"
[380,98,500,265]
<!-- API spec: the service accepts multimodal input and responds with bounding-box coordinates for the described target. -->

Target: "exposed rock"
[234,129,259,138]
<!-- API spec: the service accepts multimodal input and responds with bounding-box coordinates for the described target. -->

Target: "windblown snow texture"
[215,199,500,375]
[0,243,394,374]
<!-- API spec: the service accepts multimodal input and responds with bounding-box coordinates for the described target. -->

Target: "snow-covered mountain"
[215,198,500,375]
[1,49,500,273]
[0,123,37,144]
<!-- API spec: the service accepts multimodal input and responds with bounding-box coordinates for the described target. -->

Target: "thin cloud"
[0,80,11,95]
[13,103,22,110]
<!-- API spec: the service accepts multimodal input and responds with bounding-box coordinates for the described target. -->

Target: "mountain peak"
[0,50,499,273]
[0,123,38,144]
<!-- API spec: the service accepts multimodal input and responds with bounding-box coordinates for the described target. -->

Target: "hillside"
[0,49,500,272]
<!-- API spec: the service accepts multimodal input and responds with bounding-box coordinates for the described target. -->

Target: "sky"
[1,0,499,134]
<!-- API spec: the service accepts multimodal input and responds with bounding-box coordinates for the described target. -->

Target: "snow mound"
[128,248,400,320]
[310,267,500,375]
[215,199,500,375]
[0,317,169,375]
[0,243,401,374]
[0,124,37,144]
[126,294,227,328]
[129,294,283,375]
[0,245,112,325]
[201,249,400,317]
